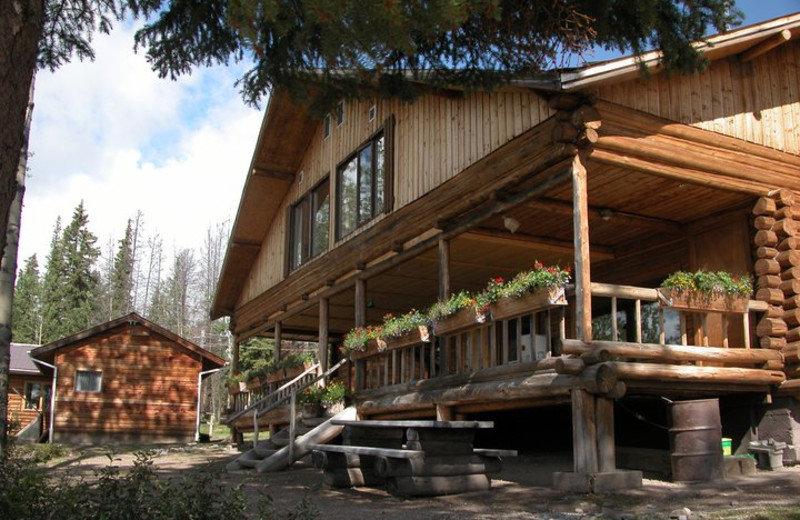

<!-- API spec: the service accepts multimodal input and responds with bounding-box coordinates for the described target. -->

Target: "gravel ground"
[43,443,800,520]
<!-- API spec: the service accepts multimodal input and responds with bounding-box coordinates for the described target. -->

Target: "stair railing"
[225,358,350,450]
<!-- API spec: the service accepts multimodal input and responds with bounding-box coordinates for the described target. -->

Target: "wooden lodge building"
[214,14,800,490]
[29,313,225,444]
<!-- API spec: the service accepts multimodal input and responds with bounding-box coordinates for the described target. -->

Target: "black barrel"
[669,398,724,482]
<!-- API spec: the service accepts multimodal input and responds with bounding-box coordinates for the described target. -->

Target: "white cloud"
[20,23,263,268]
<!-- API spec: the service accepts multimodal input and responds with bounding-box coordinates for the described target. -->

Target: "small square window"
[337,101,345,126]
[75,370,102,393]
[323,115,331,139]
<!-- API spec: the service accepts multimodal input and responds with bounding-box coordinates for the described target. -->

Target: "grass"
[708,507,800,520]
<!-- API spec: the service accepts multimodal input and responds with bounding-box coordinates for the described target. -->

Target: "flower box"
[377,326,431,351]
[489,286,567,321]
[658,288,749,314]
[266,370,284,383]
[246,376,264,391]
[433,307,488,336]
[227,381,247,394]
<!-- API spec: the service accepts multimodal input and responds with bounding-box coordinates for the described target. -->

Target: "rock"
[669,507,693,520]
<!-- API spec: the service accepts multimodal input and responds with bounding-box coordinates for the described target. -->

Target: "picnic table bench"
[310,419,516,497]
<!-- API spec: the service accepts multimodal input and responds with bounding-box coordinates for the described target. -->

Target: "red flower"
[534,262,544,270]
[493,277,504,284]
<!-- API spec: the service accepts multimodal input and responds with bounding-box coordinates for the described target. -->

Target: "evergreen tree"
[12,255,42,344]
[40,217,65,343]
[40,202,101,342]
[108,219,134,319]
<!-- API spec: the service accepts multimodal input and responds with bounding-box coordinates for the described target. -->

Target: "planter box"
[378,326,431,351]
[246,377,264,391]
[266,370,284,383]
[489,286,567,321]
[433,307,489,336]
[658,288,749,314]
[227,381,247,394]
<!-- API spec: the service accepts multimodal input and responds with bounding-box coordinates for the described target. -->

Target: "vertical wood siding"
[597,41,800,155]
[240,91,553,304]
[52,326,201,439]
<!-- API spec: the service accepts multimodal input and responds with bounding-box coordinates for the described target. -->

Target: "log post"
[231,336,240,375]
[596,397,616,473]
[355,278,367,328]
[319,298,329,374]
[572,152,592,341]
[571,388,598,474]
[439,236,451,301]
[274,321,282,362]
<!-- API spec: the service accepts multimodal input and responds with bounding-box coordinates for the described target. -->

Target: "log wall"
[7,373,49,434]
[52,325,203,443]
[241,91,554,305]
[596,40,800,156]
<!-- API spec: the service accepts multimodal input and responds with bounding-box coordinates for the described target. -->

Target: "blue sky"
[17,1,800,271]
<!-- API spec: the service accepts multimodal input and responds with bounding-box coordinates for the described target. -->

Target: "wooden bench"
[310,419,516,497]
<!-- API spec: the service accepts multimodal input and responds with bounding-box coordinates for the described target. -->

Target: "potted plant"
[321,380,349,415]
[374,309,431,350]
[659,270,753,313]
[282,352,316,380]
[298,384,325,418]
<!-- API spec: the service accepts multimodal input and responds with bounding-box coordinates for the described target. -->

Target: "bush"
[0,448,318,520]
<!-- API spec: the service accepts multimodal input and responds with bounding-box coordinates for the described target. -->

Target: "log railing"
[227,363,322,419]
[352,282,779,395]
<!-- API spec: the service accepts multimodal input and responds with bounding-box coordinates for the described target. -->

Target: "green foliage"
[277,352,315,370]
[132,0,741,114]
[298,384,325,405]
[661,269,753,297]
[40,202,101,343]
[321,379,348,404]
[108,218,134,319]
[0,447,311,520]
[342,262,571,354]
[12,442,68,464]
[12,254,42,344]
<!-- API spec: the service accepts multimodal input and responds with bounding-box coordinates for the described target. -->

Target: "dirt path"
[44,443,800,519]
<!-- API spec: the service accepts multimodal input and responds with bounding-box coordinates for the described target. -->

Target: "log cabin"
[29,313,225,444]
[214,14,800,490]
[7,343,50,441]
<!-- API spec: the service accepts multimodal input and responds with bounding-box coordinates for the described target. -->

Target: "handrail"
[225,358,349,425]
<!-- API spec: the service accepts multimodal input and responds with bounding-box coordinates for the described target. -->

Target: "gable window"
[336,132,387,239]
[336,101,345,126]
[289,177,330,270]
[24,382,50,410]
[75,370,102,393]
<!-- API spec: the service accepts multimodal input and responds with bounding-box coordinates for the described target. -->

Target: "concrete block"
[553,471,592,493]
[591,470,643,493]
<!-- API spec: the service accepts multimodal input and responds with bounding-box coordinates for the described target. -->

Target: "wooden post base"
[553,470,642,493]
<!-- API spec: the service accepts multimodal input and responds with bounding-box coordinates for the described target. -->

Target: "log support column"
[553,98,641,492]
[319,298,329,377]
[439,237,451,300]
[274,322,282,362]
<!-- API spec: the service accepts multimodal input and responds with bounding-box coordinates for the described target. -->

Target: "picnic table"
[311,419,516,497]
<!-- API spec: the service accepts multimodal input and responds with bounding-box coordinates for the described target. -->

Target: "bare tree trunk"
[0,75,34,456]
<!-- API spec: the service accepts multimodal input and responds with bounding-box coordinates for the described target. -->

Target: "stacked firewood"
[753,189,800,376]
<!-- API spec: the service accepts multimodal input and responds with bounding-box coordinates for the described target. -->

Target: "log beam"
[572,152,592,341]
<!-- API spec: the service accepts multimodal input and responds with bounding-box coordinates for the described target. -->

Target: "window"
[75,370,102,393]
[323,115,331,139]
[336,101,345,126]
[289,177,330,270]
[368,104,376,122]
[336,132,387,239]
[24,382,50,410]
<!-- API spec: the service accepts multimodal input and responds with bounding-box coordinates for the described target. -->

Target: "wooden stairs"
[227,406,357,472]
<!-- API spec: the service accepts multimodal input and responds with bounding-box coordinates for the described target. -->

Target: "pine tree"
[40,202,101,342]
[108,219,134,319]
[12,255,42,344]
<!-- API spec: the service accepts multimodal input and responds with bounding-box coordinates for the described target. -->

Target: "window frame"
[24,382,48,410]
[335,119,394,240]
[287,176,331,272]
[75,370,102,393]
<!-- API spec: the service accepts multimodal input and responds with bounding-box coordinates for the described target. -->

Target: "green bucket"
[722,438,732,456]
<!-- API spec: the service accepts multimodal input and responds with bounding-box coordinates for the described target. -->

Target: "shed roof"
[30,313,226,371]
[211,11,800,320]
[10,342,42,375]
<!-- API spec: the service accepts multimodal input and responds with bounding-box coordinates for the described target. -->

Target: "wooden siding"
[240,90,553,306]
[7,373,49,434]
[52,326,202,441]
[597,40,800,155]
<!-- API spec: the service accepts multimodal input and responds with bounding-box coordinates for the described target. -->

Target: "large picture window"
[289,177,330,270]
[75,370,102,393]
[337,132,386,239]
